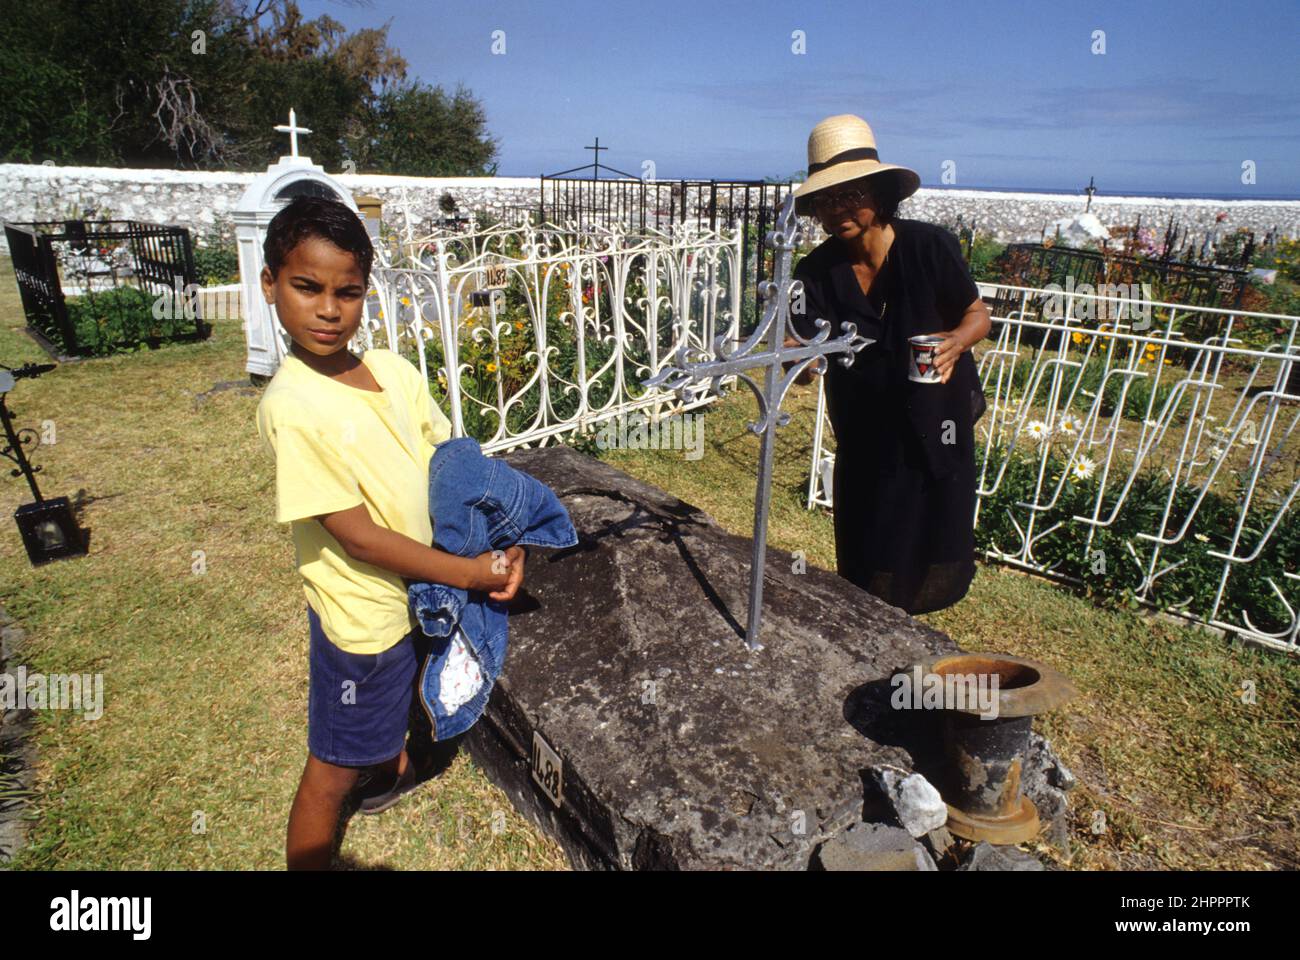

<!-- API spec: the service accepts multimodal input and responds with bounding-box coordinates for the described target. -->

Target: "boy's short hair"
[263,195,374,283]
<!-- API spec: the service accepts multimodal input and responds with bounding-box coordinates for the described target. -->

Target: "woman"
[789,114,991,615]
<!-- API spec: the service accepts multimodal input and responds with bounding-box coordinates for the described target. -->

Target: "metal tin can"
[908,334,945,383]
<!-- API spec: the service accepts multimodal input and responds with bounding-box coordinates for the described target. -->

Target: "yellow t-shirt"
[255,347,452,654]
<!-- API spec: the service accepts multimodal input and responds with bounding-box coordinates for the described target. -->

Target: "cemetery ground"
[0,257,1297,872]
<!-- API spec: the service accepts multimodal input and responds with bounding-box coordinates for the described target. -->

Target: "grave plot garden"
[3,219,209,359]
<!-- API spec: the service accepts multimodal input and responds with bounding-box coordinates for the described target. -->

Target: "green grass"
[1,254,1297,870]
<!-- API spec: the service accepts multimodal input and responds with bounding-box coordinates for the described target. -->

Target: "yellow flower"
[1071,332,1084,344]
[514,321,525,331]
[401,296,411,306]
[486,362,498,373]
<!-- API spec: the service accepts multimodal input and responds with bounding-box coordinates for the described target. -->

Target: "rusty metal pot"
[910,653,1076,845]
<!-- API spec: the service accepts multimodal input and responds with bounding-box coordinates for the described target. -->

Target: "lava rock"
[957,841,1045,872]
[1022,732,1075,849]
[817,822,937,871]
[923,824,957,864]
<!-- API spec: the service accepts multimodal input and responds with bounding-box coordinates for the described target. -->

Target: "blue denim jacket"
[407,437,577,740]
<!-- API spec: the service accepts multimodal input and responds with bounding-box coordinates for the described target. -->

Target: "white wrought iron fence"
[808,282,1300,653]
[354,218,742,452]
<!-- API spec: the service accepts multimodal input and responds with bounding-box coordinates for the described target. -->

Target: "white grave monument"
[235,109,363,379]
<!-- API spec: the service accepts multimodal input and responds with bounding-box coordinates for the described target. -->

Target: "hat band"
[806,146,880,175]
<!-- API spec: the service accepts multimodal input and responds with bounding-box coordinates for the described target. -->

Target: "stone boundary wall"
[2,162,1297,249]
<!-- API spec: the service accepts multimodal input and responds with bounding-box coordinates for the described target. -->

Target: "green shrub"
[63,285,203,355]
[968,235,1007,282]
[193,243,239,285]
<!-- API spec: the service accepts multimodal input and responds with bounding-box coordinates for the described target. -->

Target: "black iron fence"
[991,243,1248,309]
[984,242,1252,353]
[3,219,208,358]
[539,175,792,332]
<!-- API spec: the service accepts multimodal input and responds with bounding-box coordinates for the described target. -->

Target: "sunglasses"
[810,187,873,214]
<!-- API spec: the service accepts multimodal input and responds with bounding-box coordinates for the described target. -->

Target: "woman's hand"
[930,329,969,384]
[929,298,992,383]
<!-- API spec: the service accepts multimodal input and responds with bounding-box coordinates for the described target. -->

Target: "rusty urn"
[911,653,1076,846]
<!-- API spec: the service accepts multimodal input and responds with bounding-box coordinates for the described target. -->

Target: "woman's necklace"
[877,249,890,324]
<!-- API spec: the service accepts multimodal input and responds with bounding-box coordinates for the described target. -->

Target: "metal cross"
[1084,175,1097,212]
[584,137,607,179]
[275,108,312,158]
[643,194,872,650]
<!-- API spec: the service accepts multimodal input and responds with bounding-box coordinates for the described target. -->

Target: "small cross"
[1084,175,1097,212]
[643,195,872,650]
[585,137,607,177]
[275,108,312,158]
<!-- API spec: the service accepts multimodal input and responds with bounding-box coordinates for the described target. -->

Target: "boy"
[254,196,525,870]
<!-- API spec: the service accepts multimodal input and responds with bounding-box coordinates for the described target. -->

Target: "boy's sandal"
[355,761,423,815]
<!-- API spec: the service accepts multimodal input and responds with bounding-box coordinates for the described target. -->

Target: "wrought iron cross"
[275,108,312,158]
[584,137,607,179]
[643,194,872,650]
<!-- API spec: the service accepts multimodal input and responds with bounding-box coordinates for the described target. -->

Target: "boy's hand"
[466,547,526,599]
[488,546,526,602]
[466,550,511,594]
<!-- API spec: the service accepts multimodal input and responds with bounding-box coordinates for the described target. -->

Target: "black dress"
[791,217,985,615]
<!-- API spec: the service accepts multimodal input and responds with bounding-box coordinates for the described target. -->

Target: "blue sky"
[304,0,1299,196]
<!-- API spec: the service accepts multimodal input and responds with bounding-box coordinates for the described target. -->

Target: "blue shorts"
[306,603,425,767]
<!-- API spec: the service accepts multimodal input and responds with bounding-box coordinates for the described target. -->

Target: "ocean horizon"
[915,184,1300,203]
[523,171,1300,203]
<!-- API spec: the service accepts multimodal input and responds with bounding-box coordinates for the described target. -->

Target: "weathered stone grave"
[464,446,965,870]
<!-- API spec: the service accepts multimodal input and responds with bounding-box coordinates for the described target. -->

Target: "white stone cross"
[643,194,872,650]
[274,108,312,158]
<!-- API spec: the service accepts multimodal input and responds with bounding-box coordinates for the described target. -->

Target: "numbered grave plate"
[530,730,563,808]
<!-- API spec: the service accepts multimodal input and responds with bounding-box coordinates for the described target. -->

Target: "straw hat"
[793,114,920,217]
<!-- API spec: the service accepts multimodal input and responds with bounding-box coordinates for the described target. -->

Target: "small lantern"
[3,362,88,566]
[15,497,86,565]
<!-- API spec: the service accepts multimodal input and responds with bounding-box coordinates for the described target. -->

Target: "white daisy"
[1057,414,1082,436]
[1071,456,1096,481]
[1024,420,1050,443]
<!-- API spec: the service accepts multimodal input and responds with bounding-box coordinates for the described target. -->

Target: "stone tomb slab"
[463,448,959,869]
